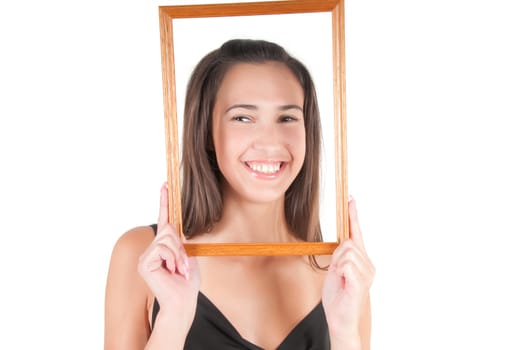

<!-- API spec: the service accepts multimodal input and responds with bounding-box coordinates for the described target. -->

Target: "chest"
[198,256,326,349]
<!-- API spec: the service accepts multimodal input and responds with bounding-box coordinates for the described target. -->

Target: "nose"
[252,121,283,152]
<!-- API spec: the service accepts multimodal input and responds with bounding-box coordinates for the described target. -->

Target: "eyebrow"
[224,104,303,113]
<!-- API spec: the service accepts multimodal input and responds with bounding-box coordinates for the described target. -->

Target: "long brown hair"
[181,39,322,249]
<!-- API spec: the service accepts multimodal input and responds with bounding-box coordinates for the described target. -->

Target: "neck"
[210,192,296,243]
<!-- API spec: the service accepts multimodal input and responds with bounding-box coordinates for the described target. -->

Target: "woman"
[105,39,375,349]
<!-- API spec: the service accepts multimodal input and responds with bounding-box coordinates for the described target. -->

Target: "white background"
[171,12,338,240]
[0,0,526,349]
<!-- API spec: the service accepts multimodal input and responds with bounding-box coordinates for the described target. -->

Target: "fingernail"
[183,256,190,280]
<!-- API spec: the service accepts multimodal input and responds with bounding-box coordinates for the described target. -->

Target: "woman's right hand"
[138,183,201,330]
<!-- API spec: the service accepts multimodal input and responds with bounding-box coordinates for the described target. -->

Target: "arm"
[144,309,188,350]
[105,183,200,349]
[104,184,201,350]
[360,293,372,350]
[105,225,199,350]
[323,197,375,350]
[137,183,201,349]
[329,292,371,350]
[104,226,154,349]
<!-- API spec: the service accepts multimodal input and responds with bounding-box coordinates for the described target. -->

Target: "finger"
[337,260,363,292]
[158,246,177,274]
[158,182,169,228]
[155,235,190,280]
[339,256,374,293]
[156,221,179,239]
[176,240,190,280]
[140,243,176,274]
[333,251,370,281]
[332,247,368,282]
[329,240,344,269]
[329,239,355,270]
[348,196,365,250]
[329,240,368,273]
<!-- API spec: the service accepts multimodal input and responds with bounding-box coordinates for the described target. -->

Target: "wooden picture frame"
[159,0,348,256]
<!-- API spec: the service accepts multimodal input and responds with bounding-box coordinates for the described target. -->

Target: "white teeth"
[248,162,281,174]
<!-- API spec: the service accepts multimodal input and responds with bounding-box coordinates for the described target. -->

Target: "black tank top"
[149,224,330,349]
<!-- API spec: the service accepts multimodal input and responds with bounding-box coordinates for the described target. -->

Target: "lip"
[244,161,286,180]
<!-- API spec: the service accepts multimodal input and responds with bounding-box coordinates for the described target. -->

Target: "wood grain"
[159,0,348,256]
[160,0,339,18]
[184,242,339,256]
[159,9,183,234]
[332,0,349,242]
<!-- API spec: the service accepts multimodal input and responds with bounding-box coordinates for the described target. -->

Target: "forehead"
[216,62,304,105]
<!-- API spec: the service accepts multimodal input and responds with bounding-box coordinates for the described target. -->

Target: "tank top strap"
[149,224,161,330]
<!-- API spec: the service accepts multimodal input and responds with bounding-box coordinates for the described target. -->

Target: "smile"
[245,161,284,175]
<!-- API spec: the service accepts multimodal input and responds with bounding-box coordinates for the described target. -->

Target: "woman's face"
[212,62,306,204]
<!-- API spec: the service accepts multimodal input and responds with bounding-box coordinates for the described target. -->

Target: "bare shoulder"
[104,225,156,349]
[112,225,156,255]
[107,225,156,311]
[106,225,156,300]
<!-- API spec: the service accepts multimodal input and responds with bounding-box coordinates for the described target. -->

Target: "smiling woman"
[183,43,315,246]
[104,36,375,350]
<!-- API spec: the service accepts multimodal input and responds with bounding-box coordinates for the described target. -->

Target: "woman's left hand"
[322,197,375,347]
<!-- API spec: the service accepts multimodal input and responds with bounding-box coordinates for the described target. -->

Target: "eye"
[232,115,252,122]
[279,115,299,123]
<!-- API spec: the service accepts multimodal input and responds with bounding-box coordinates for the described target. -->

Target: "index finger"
[349,196,366,250]
[158,182,169,228]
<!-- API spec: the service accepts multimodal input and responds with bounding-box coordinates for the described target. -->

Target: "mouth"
[244,161,285,176]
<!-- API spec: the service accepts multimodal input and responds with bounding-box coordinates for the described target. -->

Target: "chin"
[232,187,288,205]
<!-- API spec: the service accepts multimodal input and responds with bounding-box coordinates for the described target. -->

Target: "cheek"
[214,127,247,165]
[284,127,306,160]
